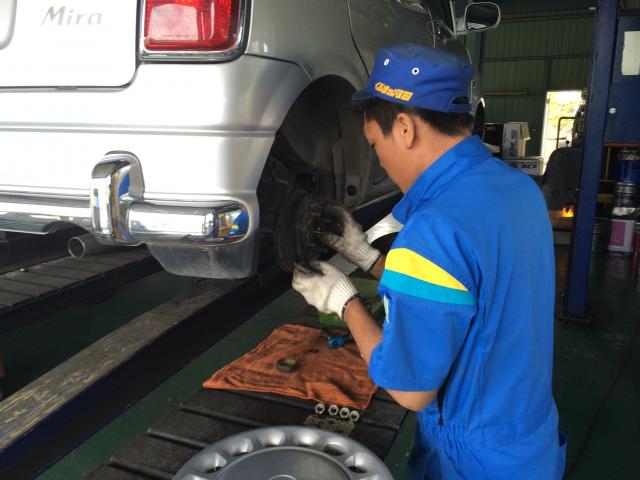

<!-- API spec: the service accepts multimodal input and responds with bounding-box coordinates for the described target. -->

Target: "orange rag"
[203,324,377,410]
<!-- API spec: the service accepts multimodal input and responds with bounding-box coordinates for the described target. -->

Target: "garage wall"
[471,9,595,156]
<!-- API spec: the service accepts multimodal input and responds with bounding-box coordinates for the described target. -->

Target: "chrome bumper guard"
[0,153,249,246]
[0,194,249,245]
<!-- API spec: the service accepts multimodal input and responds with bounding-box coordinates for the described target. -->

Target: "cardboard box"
[507,156,543,176]
[502,122,530,159]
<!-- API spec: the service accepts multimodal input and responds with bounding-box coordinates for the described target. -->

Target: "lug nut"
[315,403,326,415]
[328,404,339,416]
[339,407,350,419]
[349,410,360,422]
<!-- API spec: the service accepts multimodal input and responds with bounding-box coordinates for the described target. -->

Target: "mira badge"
[41,6,102,26]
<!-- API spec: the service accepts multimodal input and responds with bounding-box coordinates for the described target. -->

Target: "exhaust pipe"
[67,233,111,258]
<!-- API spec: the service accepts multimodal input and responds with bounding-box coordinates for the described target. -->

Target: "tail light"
[143,0,241,52]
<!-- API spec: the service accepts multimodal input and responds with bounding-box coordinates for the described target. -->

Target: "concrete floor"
[17,245,640,478]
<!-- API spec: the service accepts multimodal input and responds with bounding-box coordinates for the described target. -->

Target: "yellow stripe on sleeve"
[385,248,468,291]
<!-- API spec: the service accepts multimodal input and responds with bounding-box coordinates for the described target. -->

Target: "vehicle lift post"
[563,0,619,322]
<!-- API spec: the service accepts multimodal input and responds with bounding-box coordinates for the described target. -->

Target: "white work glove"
[321,204,381,273]
[292,261,359,319]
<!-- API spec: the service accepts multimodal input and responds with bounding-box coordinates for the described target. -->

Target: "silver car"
[0,0,499,278]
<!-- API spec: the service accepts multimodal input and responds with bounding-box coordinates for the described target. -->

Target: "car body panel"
[347,0,435,71]
[245,0,368,87]
[0,0,492,278]
[1,56,310,199]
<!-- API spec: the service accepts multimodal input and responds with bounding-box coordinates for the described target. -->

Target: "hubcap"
[173,426,393,480]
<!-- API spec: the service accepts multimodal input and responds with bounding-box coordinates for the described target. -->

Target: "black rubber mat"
[0,291,31,309]
[28,265,99,281]
[85,388,406,479]
[84,465,151,480]
[0,278,56,298]
[3,270,79,289]
[0,247,159,329]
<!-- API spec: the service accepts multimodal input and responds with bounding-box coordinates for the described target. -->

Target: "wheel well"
[256,75,370,268]
[257,75,369,222]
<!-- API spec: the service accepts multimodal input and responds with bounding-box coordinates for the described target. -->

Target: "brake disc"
[274,189,333,272]
[173,426,393,480]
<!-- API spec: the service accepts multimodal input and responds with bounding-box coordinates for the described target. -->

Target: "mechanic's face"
[363,117,410,192]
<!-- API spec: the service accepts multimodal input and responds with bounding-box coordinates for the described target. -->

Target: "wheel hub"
[274,190,337,272]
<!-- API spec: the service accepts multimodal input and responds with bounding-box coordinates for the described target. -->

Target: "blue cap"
[353,44,474,113]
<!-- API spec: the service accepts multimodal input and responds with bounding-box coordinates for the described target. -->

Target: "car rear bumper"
[0,56,310,278]
[0,152,256,278]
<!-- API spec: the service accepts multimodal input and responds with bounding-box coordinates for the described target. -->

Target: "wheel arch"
[260,74,371,206]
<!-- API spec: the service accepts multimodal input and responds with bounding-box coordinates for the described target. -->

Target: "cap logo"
[374,82,414,102]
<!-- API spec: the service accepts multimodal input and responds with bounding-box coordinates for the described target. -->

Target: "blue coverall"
[368,135,567,479]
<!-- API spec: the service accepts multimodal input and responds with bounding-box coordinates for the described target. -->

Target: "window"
[423,0,450,24]
[541,90,583,167]
[405,0,426,9]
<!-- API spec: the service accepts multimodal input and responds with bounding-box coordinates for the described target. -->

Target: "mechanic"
[292,44,566,479]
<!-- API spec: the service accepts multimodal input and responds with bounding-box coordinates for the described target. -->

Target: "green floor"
[553,248,640,479]
[31,246,640,479]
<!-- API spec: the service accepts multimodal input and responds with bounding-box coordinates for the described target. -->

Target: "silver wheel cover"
[173,425,394,480]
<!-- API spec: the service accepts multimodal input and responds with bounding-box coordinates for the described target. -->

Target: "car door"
[346,0,435,73]
[423,0,483,120]
[422,0,470,57]
[347,0,437,204]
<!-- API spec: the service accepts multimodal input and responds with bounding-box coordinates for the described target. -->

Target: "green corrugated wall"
[471,10,595,156]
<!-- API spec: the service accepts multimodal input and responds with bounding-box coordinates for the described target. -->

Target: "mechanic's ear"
[395,113,416,149]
